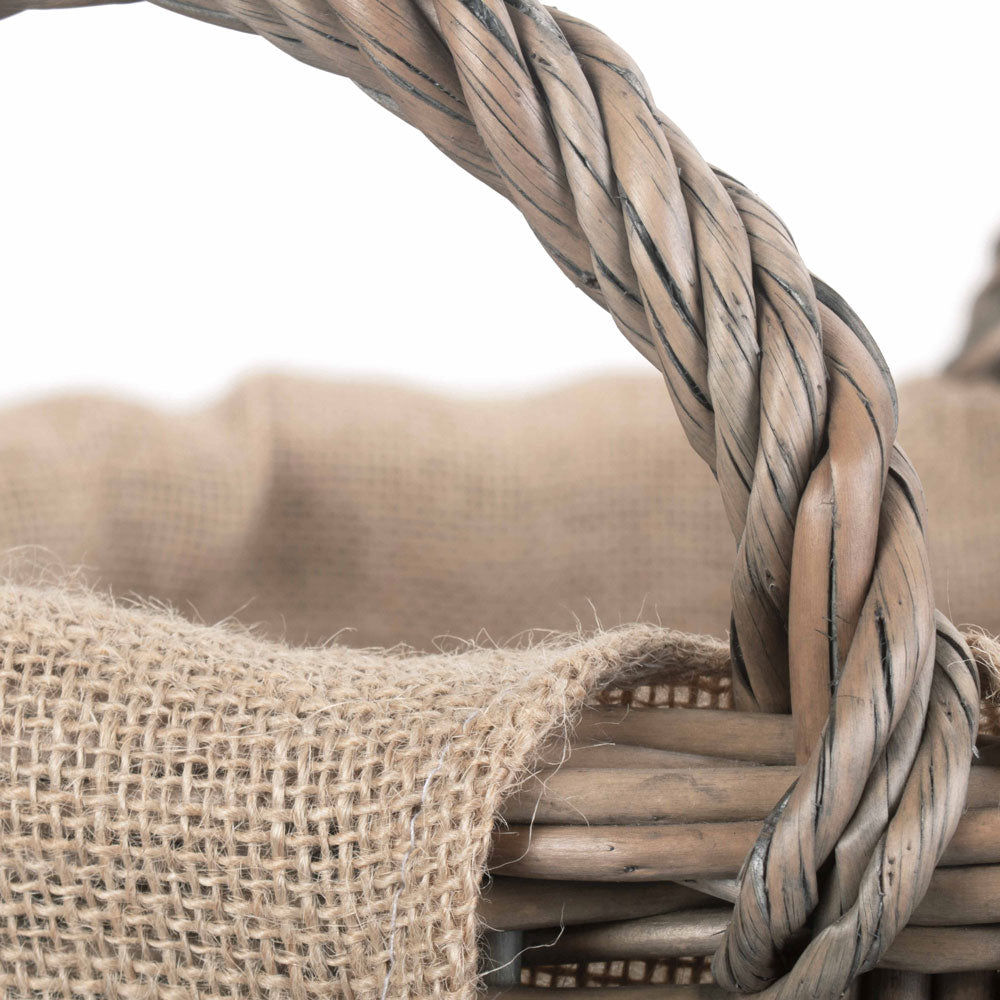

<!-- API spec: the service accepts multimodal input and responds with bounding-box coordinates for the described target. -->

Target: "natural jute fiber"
[2,372,1000,650]
[0,588,725,999]
[1,0,997,997]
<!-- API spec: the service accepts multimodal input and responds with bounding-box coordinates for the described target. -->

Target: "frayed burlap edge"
[0,582,729,1000]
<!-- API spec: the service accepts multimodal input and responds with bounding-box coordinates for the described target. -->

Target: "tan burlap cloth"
[0,371,997,998]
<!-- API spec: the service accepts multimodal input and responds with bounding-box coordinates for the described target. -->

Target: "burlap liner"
[0,583,738,998]
[3,372,1000,649]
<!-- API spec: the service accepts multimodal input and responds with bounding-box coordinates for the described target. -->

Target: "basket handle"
[7,1,981,995]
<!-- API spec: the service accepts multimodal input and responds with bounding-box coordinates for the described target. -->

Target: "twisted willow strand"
[6,0,982,995]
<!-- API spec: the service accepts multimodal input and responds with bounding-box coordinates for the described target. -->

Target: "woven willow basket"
[5,2,1000,999]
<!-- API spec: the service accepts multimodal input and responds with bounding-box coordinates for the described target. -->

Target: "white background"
[2,2,999,408]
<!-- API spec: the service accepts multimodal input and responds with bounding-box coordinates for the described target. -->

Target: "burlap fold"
[0,584,724,998]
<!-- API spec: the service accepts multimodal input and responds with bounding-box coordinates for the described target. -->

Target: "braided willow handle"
[6,1,983,995]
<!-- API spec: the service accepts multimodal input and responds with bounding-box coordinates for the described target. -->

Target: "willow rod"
[483,989,729,1000]
[479,879,715,932]
[482,864,1000,930]
[518,910,1000,974]
[568,706,794,764]
[561,707,1000,769]
[501,763,1000,825]
[531,742,753,771]
[490,808,1000,881]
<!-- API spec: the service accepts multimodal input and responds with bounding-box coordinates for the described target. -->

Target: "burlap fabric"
[0,587,726,999]
[0,370,998,998]
[2,371,998,648]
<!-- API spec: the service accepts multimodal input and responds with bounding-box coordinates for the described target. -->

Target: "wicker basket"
[4,1,1000,999]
